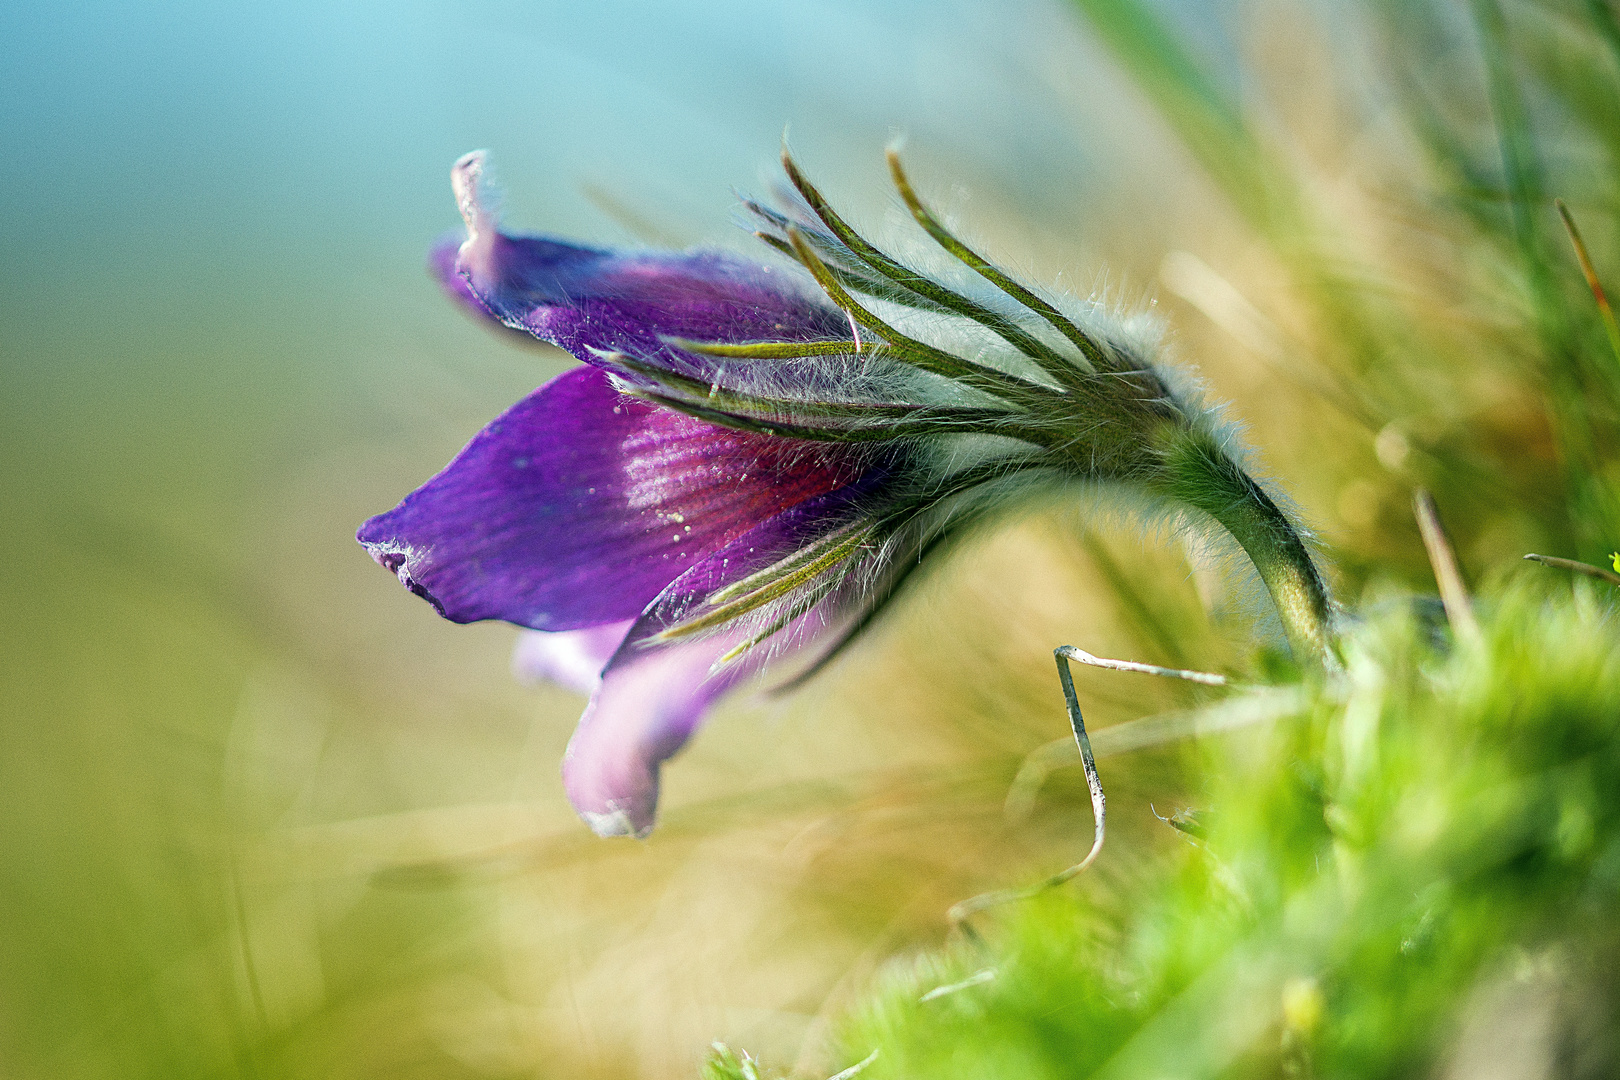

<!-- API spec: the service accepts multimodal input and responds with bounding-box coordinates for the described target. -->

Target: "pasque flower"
[359,148,1334,838]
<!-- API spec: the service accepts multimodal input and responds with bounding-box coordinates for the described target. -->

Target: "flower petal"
[557,494,884,837]
[434,152,851,376]
[357,364,870,630]
[562,602,868,838]
[510,621,633,695]
[561,633,757,838]
[621,481,886,645]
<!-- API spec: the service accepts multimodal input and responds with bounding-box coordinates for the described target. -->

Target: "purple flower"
[359,150,1333,838]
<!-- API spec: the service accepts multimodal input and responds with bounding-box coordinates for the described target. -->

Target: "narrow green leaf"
[780,148,1083,383]
[886,149,1115,376]
[782,227,1051,403]
[1555,198,1620,371]
[651,524,875,643]
[661,337,877,360]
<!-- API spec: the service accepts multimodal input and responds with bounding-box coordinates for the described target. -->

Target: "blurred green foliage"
[800,578,1620,1078]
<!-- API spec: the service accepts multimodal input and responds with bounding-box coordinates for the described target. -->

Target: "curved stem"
[946,647,1106,929]
[1157,433,1337,667]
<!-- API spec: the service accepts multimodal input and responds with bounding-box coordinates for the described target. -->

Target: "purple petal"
[557,493,881,836]
[435,152,850,376]
[621,480,888,646]
[511,621,633,695]
[562,601,862,838]
[430,237,488,319]
[357,364,870,630]
[561,632,759,838]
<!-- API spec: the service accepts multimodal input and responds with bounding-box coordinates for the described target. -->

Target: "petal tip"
[451,149,496,283]
[357,531,448,618]
[451,150,490,226]
[562,717,661,840]
[578,805,653,839]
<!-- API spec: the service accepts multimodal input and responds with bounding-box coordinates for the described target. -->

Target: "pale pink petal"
[510,622,634,695]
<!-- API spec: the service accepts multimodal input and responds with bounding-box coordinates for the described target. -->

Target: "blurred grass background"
[3,0,1616,1077]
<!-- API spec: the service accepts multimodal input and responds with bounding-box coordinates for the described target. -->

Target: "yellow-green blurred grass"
[1069,0,1620,580]
[224,519,1224,1079]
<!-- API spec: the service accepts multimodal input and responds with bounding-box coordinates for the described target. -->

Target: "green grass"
[707,576,1620,1078]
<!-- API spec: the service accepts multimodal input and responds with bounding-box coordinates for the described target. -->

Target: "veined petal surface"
[433,154,852,377]
[558,498,888,836]
[357,365,869,630]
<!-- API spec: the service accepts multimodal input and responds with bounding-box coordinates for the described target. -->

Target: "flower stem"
[1157,433,1337,667]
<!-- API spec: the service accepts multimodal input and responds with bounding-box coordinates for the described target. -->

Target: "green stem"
[1157,433,1337,667]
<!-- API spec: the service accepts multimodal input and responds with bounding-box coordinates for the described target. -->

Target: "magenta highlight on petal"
[359,146,1331,837]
